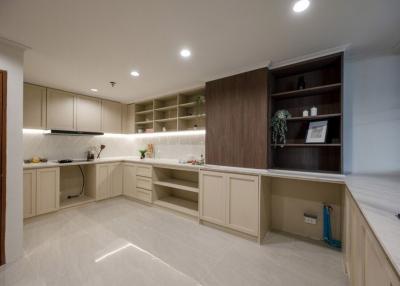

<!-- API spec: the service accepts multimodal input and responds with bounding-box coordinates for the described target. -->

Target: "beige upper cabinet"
[47,88,76,130]
[76,96,101,132]
[23,83,46,129]
[101,100,122,133]
[226,173,259,236]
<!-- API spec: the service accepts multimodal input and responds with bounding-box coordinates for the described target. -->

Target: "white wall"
[0,40,25,264]
[23,132,205,161]
[344,54,400,173]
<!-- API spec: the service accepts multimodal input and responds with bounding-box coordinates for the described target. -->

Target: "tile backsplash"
[23,133,205,161]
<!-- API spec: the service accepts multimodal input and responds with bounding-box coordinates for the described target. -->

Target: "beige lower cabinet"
[96,163,123,200]
[200,170,259,236]
[23,168,60,218]
[122,163,152,203]
[345,189,400,286]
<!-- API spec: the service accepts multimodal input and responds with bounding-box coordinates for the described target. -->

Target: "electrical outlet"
[304,214,317,225]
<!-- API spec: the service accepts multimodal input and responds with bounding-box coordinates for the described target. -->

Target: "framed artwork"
[306,120,328,143]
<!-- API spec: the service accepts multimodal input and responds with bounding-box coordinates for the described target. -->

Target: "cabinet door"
[350,202,365,286]
[226,173,259,236]
[365,229,397,286]
[47,89,76,130]
[36,168,60,215]
[23,83,46,129]
[23,170,37,218]
[125,104,136,133]
[101,100,122,133]
[123,164,136,198]
[76,96,101,132]
[110,163,123,197]
[96,164,110,200]
[199,171,226,225]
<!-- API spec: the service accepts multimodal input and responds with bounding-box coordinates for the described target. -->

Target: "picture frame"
[306,120,328,143]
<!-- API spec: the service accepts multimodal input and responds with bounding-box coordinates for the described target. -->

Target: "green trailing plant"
[195,95,205,116]
[271,110,291,147]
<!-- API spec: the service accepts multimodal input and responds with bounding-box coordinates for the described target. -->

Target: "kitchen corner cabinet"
[101,100,122,133]
[344,189,400,286]
[47,88,76,130]
[96,163,123,200]
[76,95,101,132]
[23,83,47,129]
[200,170,260,236]
[23,168,60,218]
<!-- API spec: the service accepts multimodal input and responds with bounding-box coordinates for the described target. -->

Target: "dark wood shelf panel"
[271,144,341,147]
[271,83,341,98]
[286,113,342,122]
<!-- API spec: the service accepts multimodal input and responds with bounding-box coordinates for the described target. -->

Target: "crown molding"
[270,44,350,69]
[0,36,30,51]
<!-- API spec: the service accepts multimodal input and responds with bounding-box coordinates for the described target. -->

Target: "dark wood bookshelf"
[268,53,343,173]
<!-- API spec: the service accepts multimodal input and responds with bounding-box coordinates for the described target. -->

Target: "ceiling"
[0,0,399,103]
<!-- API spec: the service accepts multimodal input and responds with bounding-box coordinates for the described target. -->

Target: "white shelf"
[154,118,177,123]
[154,196,198,217]
[60,195,95,209]
[136,120,153,125]
[155,105,177,111]
[153,178,199,193]
[135,109,153,115]
[179,101,197,108]
[179,114,206,120]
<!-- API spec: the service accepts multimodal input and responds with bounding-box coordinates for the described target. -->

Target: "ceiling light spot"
[180,49,191,58]
[130,70,140,77]
[90,88,98,92]
[293,0,310,13]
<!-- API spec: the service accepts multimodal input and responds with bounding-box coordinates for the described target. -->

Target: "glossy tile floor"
[1,198,348,286]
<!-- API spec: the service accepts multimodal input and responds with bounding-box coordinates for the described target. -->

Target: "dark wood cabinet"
[205,68,269,169]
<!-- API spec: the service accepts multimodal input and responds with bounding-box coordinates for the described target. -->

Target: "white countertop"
[345,173,400,275]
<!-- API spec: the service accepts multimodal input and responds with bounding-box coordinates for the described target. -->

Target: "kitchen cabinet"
[47,88,76,130]
[96,163,123,200]
[122,163,153,203]
[200,171,226,225]
[23,169,37,218]
[125,104,136,133]
[205,68,268,169]
[36,168,60,215]
[110,163,123,197]
[76,95,101,132]
[101,100,122,133]
[23,83,46,129]
[345,189,400,286]
[200,170,260,236]
[226,173,259,236]
[123,163,136,198]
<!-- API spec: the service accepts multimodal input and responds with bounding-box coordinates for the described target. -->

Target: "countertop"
[345,173,400,275]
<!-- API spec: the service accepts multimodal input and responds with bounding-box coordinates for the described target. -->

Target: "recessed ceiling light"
[293,0,310,13]
[90,88,98,92]
[130,70,140,77]
[180,49,191,58]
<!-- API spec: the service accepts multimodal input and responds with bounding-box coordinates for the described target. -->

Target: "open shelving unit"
[268,53,343,173]
[132,87,205,133]
[152,167,199,217]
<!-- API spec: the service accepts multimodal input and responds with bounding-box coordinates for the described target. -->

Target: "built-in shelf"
[60,195,95,209]
[135,109,154,115]
[178,101,198,108]
[286,113,342,121]
[136,120,153,125]
[154,196,198,217]
[154,118,177,123]
[271,83,341,99]
[153,179,199,193]
[179,114,206,120]
[272,143,341,147]
[155,105,178,112]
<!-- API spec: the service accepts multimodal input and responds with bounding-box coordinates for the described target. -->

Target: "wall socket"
[304,214,317,225]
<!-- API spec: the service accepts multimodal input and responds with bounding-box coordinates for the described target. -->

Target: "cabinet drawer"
[136,176,152,190]
[136,188,152,203]
[136,165,152,178]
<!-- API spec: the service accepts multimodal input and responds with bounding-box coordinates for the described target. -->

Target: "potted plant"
[271,110,291,147]
[139,149,147,159]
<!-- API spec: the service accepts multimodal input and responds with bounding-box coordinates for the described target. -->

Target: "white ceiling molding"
[0,35,30,52]
[270,45,351,70]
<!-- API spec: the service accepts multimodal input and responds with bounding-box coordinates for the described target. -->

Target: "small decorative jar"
[311,106,318,116]
[302,110,309,117]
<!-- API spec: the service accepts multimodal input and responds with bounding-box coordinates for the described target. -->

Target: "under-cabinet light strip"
[23,129,205,137]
